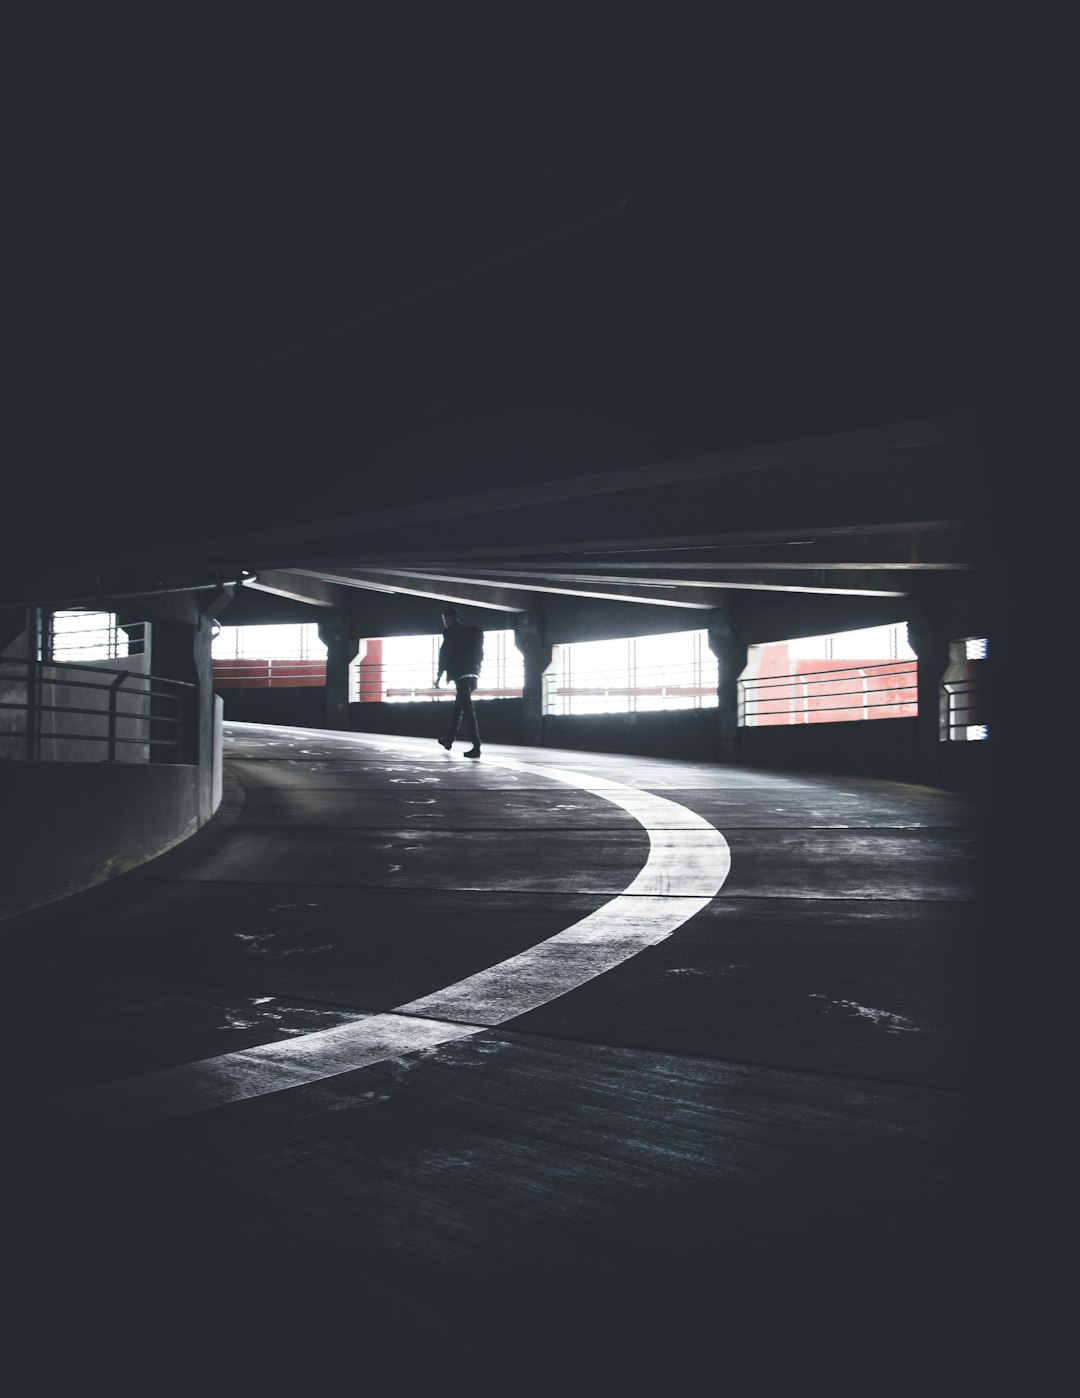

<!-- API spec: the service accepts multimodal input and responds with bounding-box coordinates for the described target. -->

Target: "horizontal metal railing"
[211,657,327,688]
[0,654,193,761]
[541,654,717,714]
[942,675,985,740]
[354,661,524,703]
[49,609,140,662]
[546,684,715,696]
[544,685,717,713]
[740,659,918,726]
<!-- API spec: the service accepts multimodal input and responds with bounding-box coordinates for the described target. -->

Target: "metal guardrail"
[211,658,327,688]
[544,684,717,713]
[542,654,717,715]
[942,675,985,740]
[740,659,918,726]
[0,654,193,761]
[354,661,523,703]
[48,608,138,662]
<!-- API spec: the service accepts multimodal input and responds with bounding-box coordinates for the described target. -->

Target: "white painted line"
[7,1014,482,1152]
[5,739,730,1153]
[397,758,730,1023]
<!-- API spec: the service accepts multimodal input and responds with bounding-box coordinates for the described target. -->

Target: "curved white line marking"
[396,759,729,1024]
[7,740,730,1153]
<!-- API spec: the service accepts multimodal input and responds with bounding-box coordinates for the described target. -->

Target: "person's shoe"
[463,746,481,759]
[437,737,453,751]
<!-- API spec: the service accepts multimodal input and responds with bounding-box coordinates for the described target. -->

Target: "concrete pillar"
[707,609,746,764]
[0,610,39,760]
[906,605,951,789]
[940,640,986,740]
[0,610,28,654]
[143,609,216,820]
[512,611,552,748]
[112,588,232,823]
[318,611,356,731]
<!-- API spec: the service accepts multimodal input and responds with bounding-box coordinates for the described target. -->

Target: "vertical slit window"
[943,637,988,740]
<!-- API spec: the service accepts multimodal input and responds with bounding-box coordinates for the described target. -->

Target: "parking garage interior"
[0,11,1047,1395]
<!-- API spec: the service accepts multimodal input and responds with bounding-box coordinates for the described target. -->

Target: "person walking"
[434,607,484,758]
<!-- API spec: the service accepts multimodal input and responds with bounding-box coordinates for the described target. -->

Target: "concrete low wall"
[212,694,224,813]
[225,696,982,792]
[543,708,719,761]
[0,762,200,921]
[937,738,990,797]
[220,685,327,728]
[347,703,983,789]
[350,698,524,745]
[738,716,920,784]
[739,718,990,793]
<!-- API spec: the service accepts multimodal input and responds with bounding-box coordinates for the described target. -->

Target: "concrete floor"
[1,722,982,1394]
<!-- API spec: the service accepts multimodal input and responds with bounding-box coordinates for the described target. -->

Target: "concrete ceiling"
[1,9,1016,617]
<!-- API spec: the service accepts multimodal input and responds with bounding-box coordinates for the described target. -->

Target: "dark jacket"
[438,623,484,681]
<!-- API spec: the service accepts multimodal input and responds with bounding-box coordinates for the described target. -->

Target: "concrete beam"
[65,417,967,576]
[291,568,533,614]
[321,567,720,610]
[470,550,974,573]
[243,570,348,607]
[293,519,972,572]
[360,566,911,602]
[1,571,249,614]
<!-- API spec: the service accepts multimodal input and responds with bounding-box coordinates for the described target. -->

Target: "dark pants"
[445,676,480,746]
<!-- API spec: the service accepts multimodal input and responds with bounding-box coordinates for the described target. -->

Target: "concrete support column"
[906,605,951,789]
[114,589,232,824]
[0,610,28,654]
[145,611,216,819]
[318,611,357,731]
[512,611,552,748]
[0,609,40,761]
[707,609,746,764]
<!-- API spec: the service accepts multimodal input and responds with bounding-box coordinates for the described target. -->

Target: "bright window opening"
[741,624,917,726]
[542,630,718,716]
[944,636,988,740]
[212,624,327,688]
[49,609,130,661]
[351,631,524,702]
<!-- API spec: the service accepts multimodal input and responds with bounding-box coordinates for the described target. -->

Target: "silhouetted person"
[434,607,484,758]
